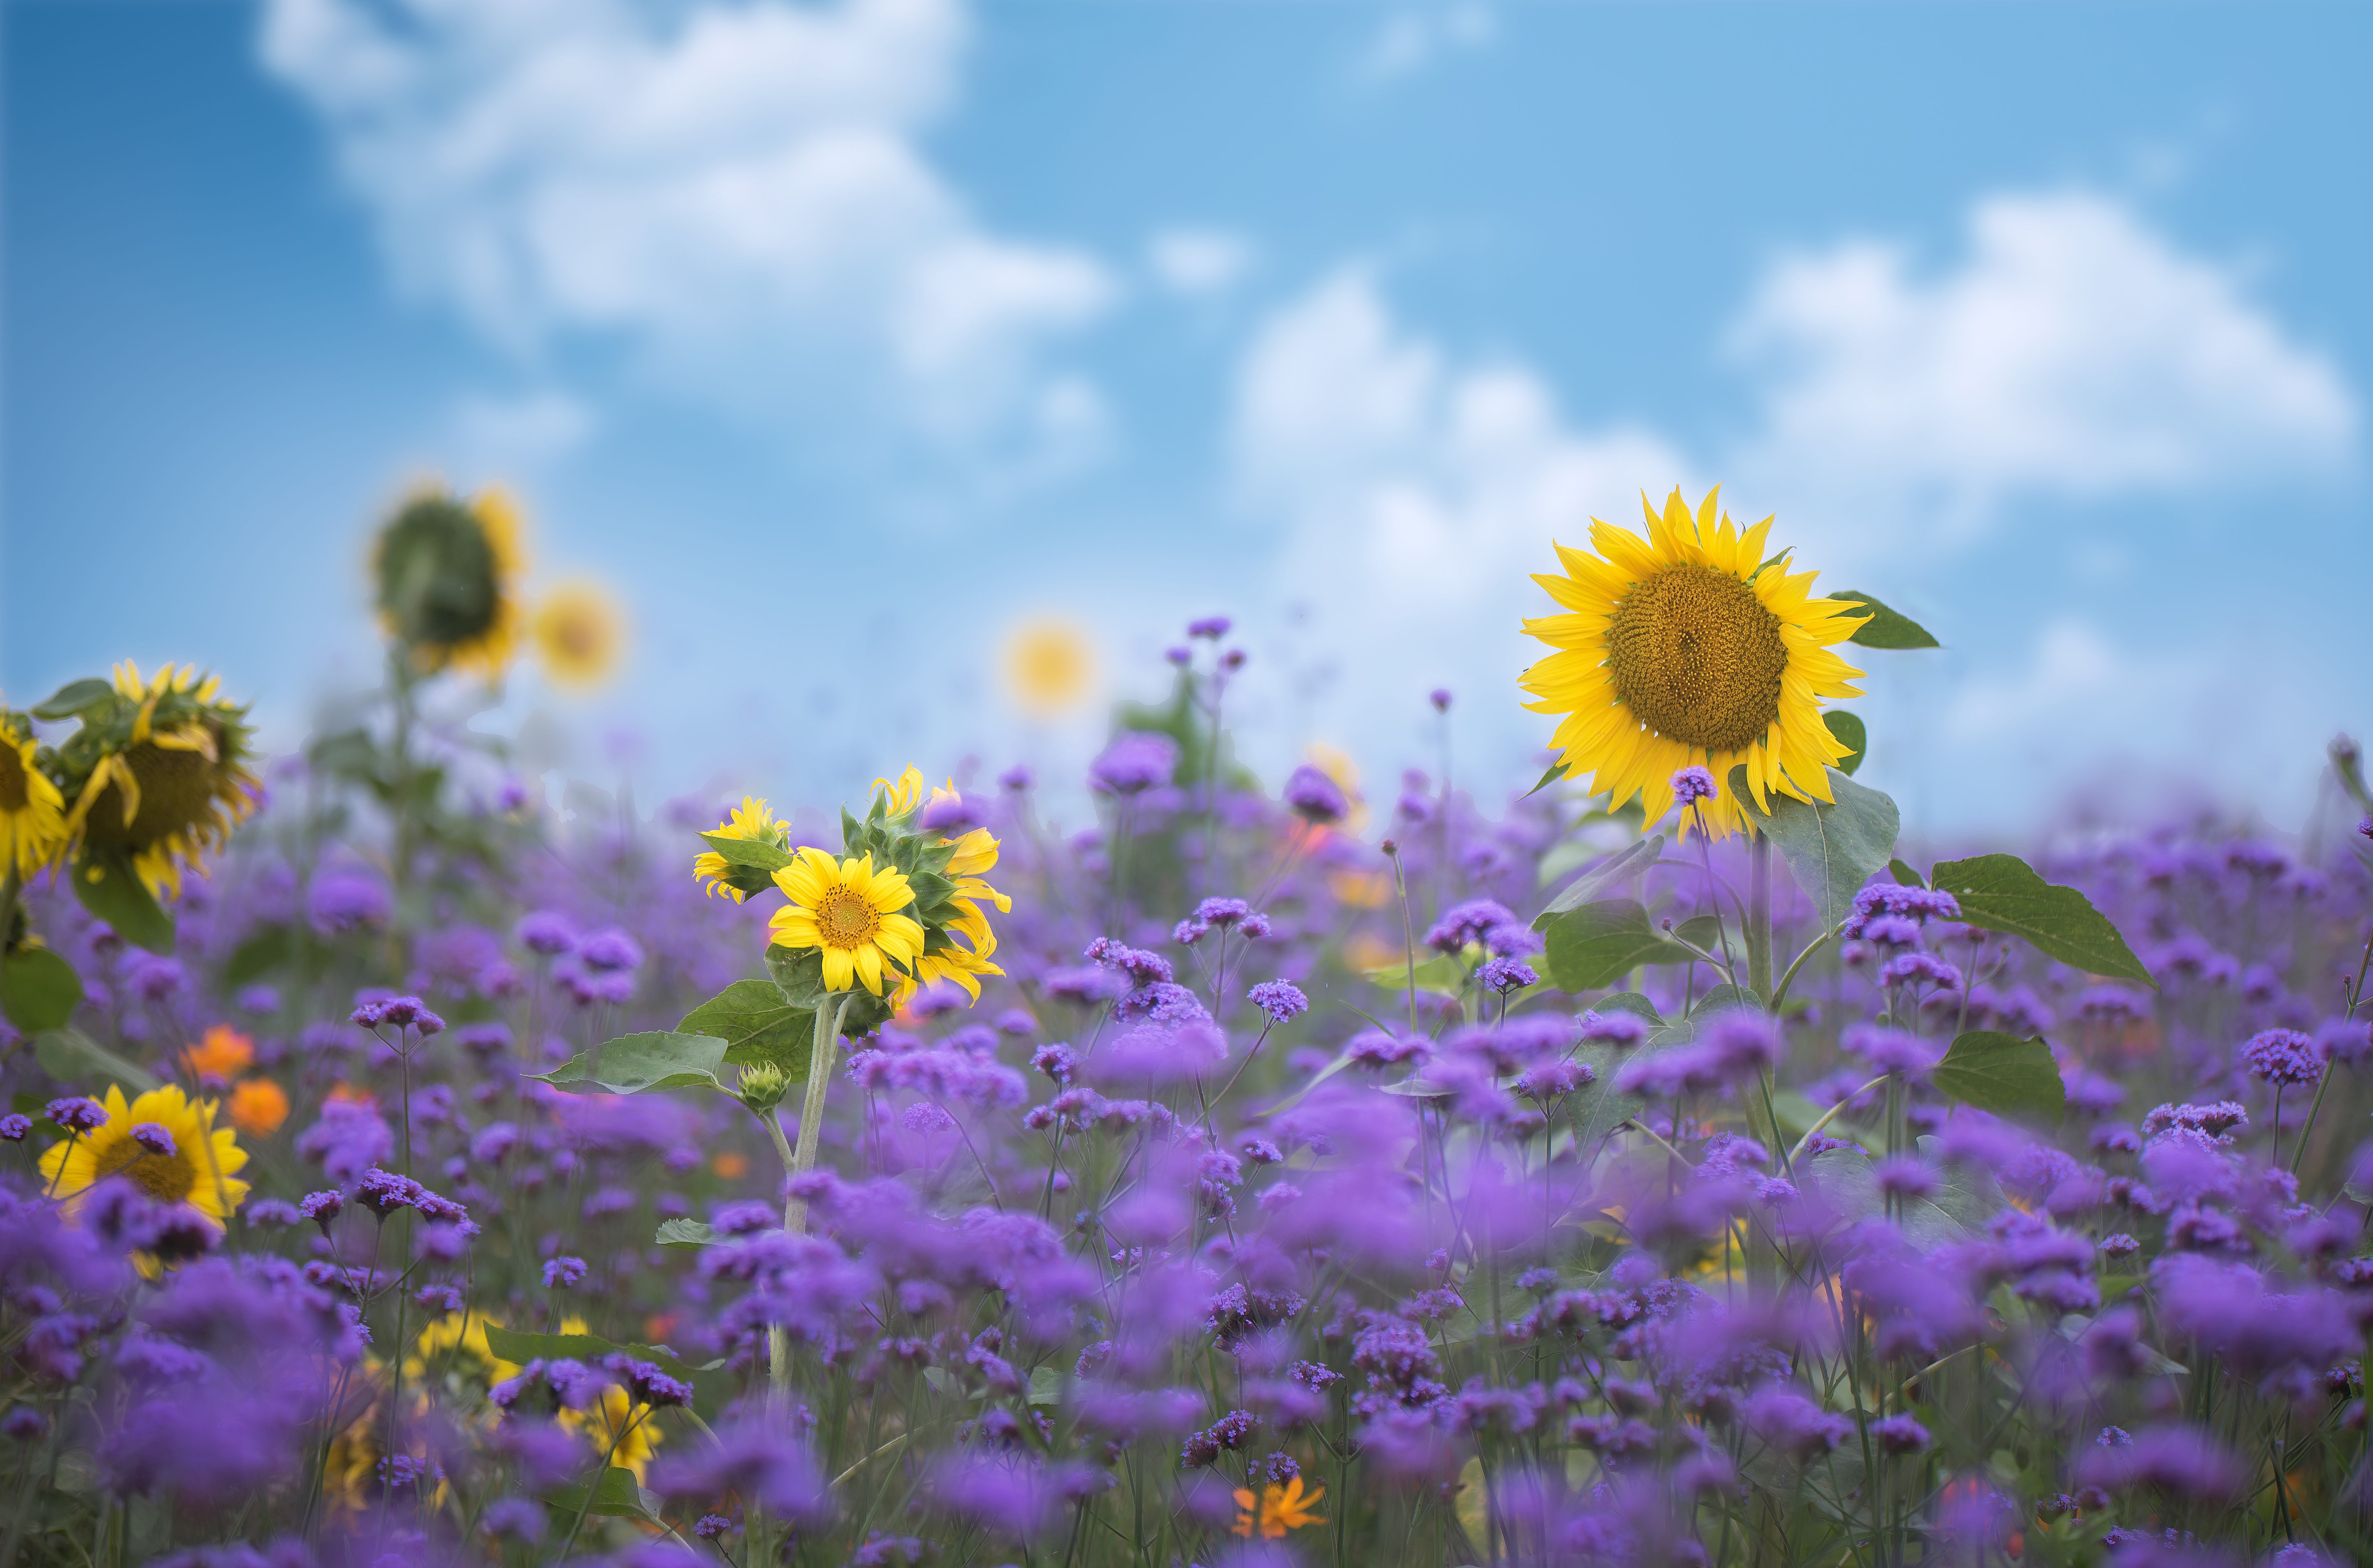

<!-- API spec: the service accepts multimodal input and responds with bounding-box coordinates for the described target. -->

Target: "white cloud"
[1147,228,1255,297]
[1354,1,1496,85]
[449,388,596,469]
[1732,189,2357,553]
[259,0,1113,458]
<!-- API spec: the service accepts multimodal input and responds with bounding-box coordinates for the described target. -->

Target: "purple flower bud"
[1247,980,1308,1023]
[1429,689,1452,713]
[1283,765,1347,825]
[543,1255,590,1289]
[1669,765,1716,806]
[0,1114,31,1142]
[46,1098,107,1134]
[516,912,577,957]
[128,1123,176,1158]
[1188,616,1232,639]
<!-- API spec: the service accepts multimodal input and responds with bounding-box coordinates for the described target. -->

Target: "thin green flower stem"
[2293,1069,2339,1175]
[1784,1074,1891,1165]
[1745,830,1773,1001]
[1385,842,1418,1038]
[556,1400,650,1560]
[1767,925,1837,1017]
[831,1428,912,1488]
[1622,1118,1695,1171]
[1689,804,1740,984]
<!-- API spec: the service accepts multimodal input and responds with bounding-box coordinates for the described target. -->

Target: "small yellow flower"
[1003,619,1095,717]
[0,711,66,879]
[692,795,789,902]
[768,848,925,997]
[1232,1476,1326,1539]
[39,1083,250,1230]
[529,579,625,691]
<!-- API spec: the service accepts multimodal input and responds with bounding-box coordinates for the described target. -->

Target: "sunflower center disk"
[1606,563,1789,755]
[98,1137,197,1202]
[0,747,28,813]
[816,889,882,948]
[81,742,221,851]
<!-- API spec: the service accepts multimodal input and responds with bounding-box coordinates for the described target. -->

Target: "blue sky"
[4,0,2367,841]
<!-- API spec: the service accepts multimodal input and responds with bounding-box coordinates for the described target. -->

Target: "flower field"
[2,486,2371,1568]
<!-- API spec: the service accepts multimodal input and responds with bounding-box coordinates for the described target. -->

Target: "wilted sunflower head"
[373,484,527,678]
[55,662,259,898]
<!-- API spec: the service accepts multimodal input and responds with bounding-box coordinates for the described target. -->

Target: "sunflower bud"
[736,1062,790,1112]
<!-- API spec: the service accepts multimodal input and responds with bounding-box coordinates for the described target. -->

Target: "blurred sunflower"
[1003,620,1095,717]
[57,663,258,899]
[529,579,625,691]
[692,795,791,902]
[404,1310,520,1393]
[39,1082,249,1228]
[373,483,527,678]
[1521,486,1866,839]
[0,707,66,879]
[768,849,925,998]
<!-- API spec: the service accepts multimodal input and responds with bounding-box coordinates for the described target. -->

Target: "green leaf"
[33,1028,159,1093]
[29,678,112,721]
[1537,834,1665,922]
[1929,853,2155,987]
[1539,899,1691,992]
[763,944,828,1012]
[223,926,293,987]
[69,849,174,955]
[678,980,814,1074]
[1364,955,1466,998]
[1888,858,1924,888]
[1525,760,1569,797]
[529,1031,728,1095]
[2,948,83,1032]
[542,1467,658,1522]
[1930,1030,2066,1127]
[655,1218,721,1250]
[698,833,794,875]
[1768,1090,1826,1140]
[1589,992,1663,1024]
[1822,710,1868,777]
[1725,766,1900,936]
[481,1325,710,1387]
[1672,915,1723,955]
[1686,983,1759,1019]
[1833,591,1940,650]
[1027,1366,1063,1408]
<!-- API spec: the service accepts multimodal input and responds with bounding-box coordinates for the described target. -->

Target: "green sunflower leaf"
[1364,955,1467,998]
[1525,760,1570,797]
[1686,982,1760,1018]
[1725,766,1900,936]
[1888,858,1925,888]
[529,1031,727,1095]
[1,948,83,1033]
[223,925,294,987]
[541,1467,657,1523]
[655,1218,722,1250]
[1539,899,1692,992]
[1833,591,1940,650]
[30,679,114,721]
[68,848,175,955]
[1536,834,1666,923]
[677,980,812,1075]
[32,1027,158,1093]
[481,1325,715,1386]
[1821,710,1868,776]
[1929,853,2155,987]
[698,833,793,874]
[1931,1030,2066,1127]
[1588,991,1663,1024]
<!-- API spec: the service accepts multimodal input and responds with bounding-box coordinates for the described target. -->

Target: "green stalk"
[1745,830,1773,1002]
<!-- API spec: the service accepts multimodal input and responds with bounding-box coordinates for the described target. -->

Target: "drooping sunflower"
[529,579,625,690]
[373,483,528,678]
[1521,486,1867,839]
[692,795,791,902]
[0,707,66,880]
[55,663,259,899]
[39,1082,250,1229]
[767,848,926,997]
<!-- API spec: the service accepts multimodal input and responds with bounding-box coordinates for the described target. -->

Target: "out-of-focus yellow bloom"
[1521,486,1867,840]
[692,795,789,902]
[0,710,66,879]
[60,663,258,900]
[373,483,527,678]
[561,1385,664,1482]
[529,579,625,691]
[1003,620,1095,717]
[768,849,925,997]
[873,766,926,817]
[1232,1476,1326,1539]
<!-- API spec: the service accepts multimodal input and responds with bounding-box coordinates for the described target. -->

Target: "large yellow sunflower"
[1521,486,1867,839]
[768,849,925,997]
[58,663,259,899]
[0,710,66,879]
[373,483,527,678]
[39,1083,249,1227]
[692,795,790,902]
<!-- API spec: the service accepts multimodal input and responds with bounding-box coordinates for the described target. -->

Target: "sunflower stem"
[1746,830,1773,1003]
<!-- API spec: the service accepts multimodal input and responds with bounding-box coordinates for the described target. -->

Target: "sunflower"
[768,849,925,997]
[529,579,625,691]
[901,793,1010,1004]
[0,709,66,880]
[56,663,259,899]
[692,795,790,902]
[404,1309,522,1393]
[1003,619,1095,717]
[1232,1476,1326,1540]
[373,483,527,678]
[560,1383,665,1482]
[1521,486,1867,839]
[39,1083,250,1229]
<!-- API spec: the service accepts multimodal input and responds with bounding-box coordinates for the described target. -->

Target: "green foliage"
[1535,834,1666,922]
[1929,852,2155,986]
[530,1032,728,1095]
[655,1218,721,1250]
[542,1468,660,1523]
[1833,590,1940,649]
[1539,899,1692,991]
[1526,760,1569,796]
[68,849,174,955]
[1931,1030,2067,1126]
[1821,710,1867,776]
[28,679,113,721]
[1724,765,1901,934]
[222,925,294,987]
[1887,858,1924,887]
[1592,991,1663,1023]
[1,947,82,1032]
[678,979,813,1074]
[33,1027,158,1092]
[1363,954,1466,998]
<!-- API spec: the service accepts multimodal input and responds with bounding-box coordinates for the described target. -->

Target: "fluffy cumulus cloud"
[259,0,1114,460]
[1230,190,2362,821]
